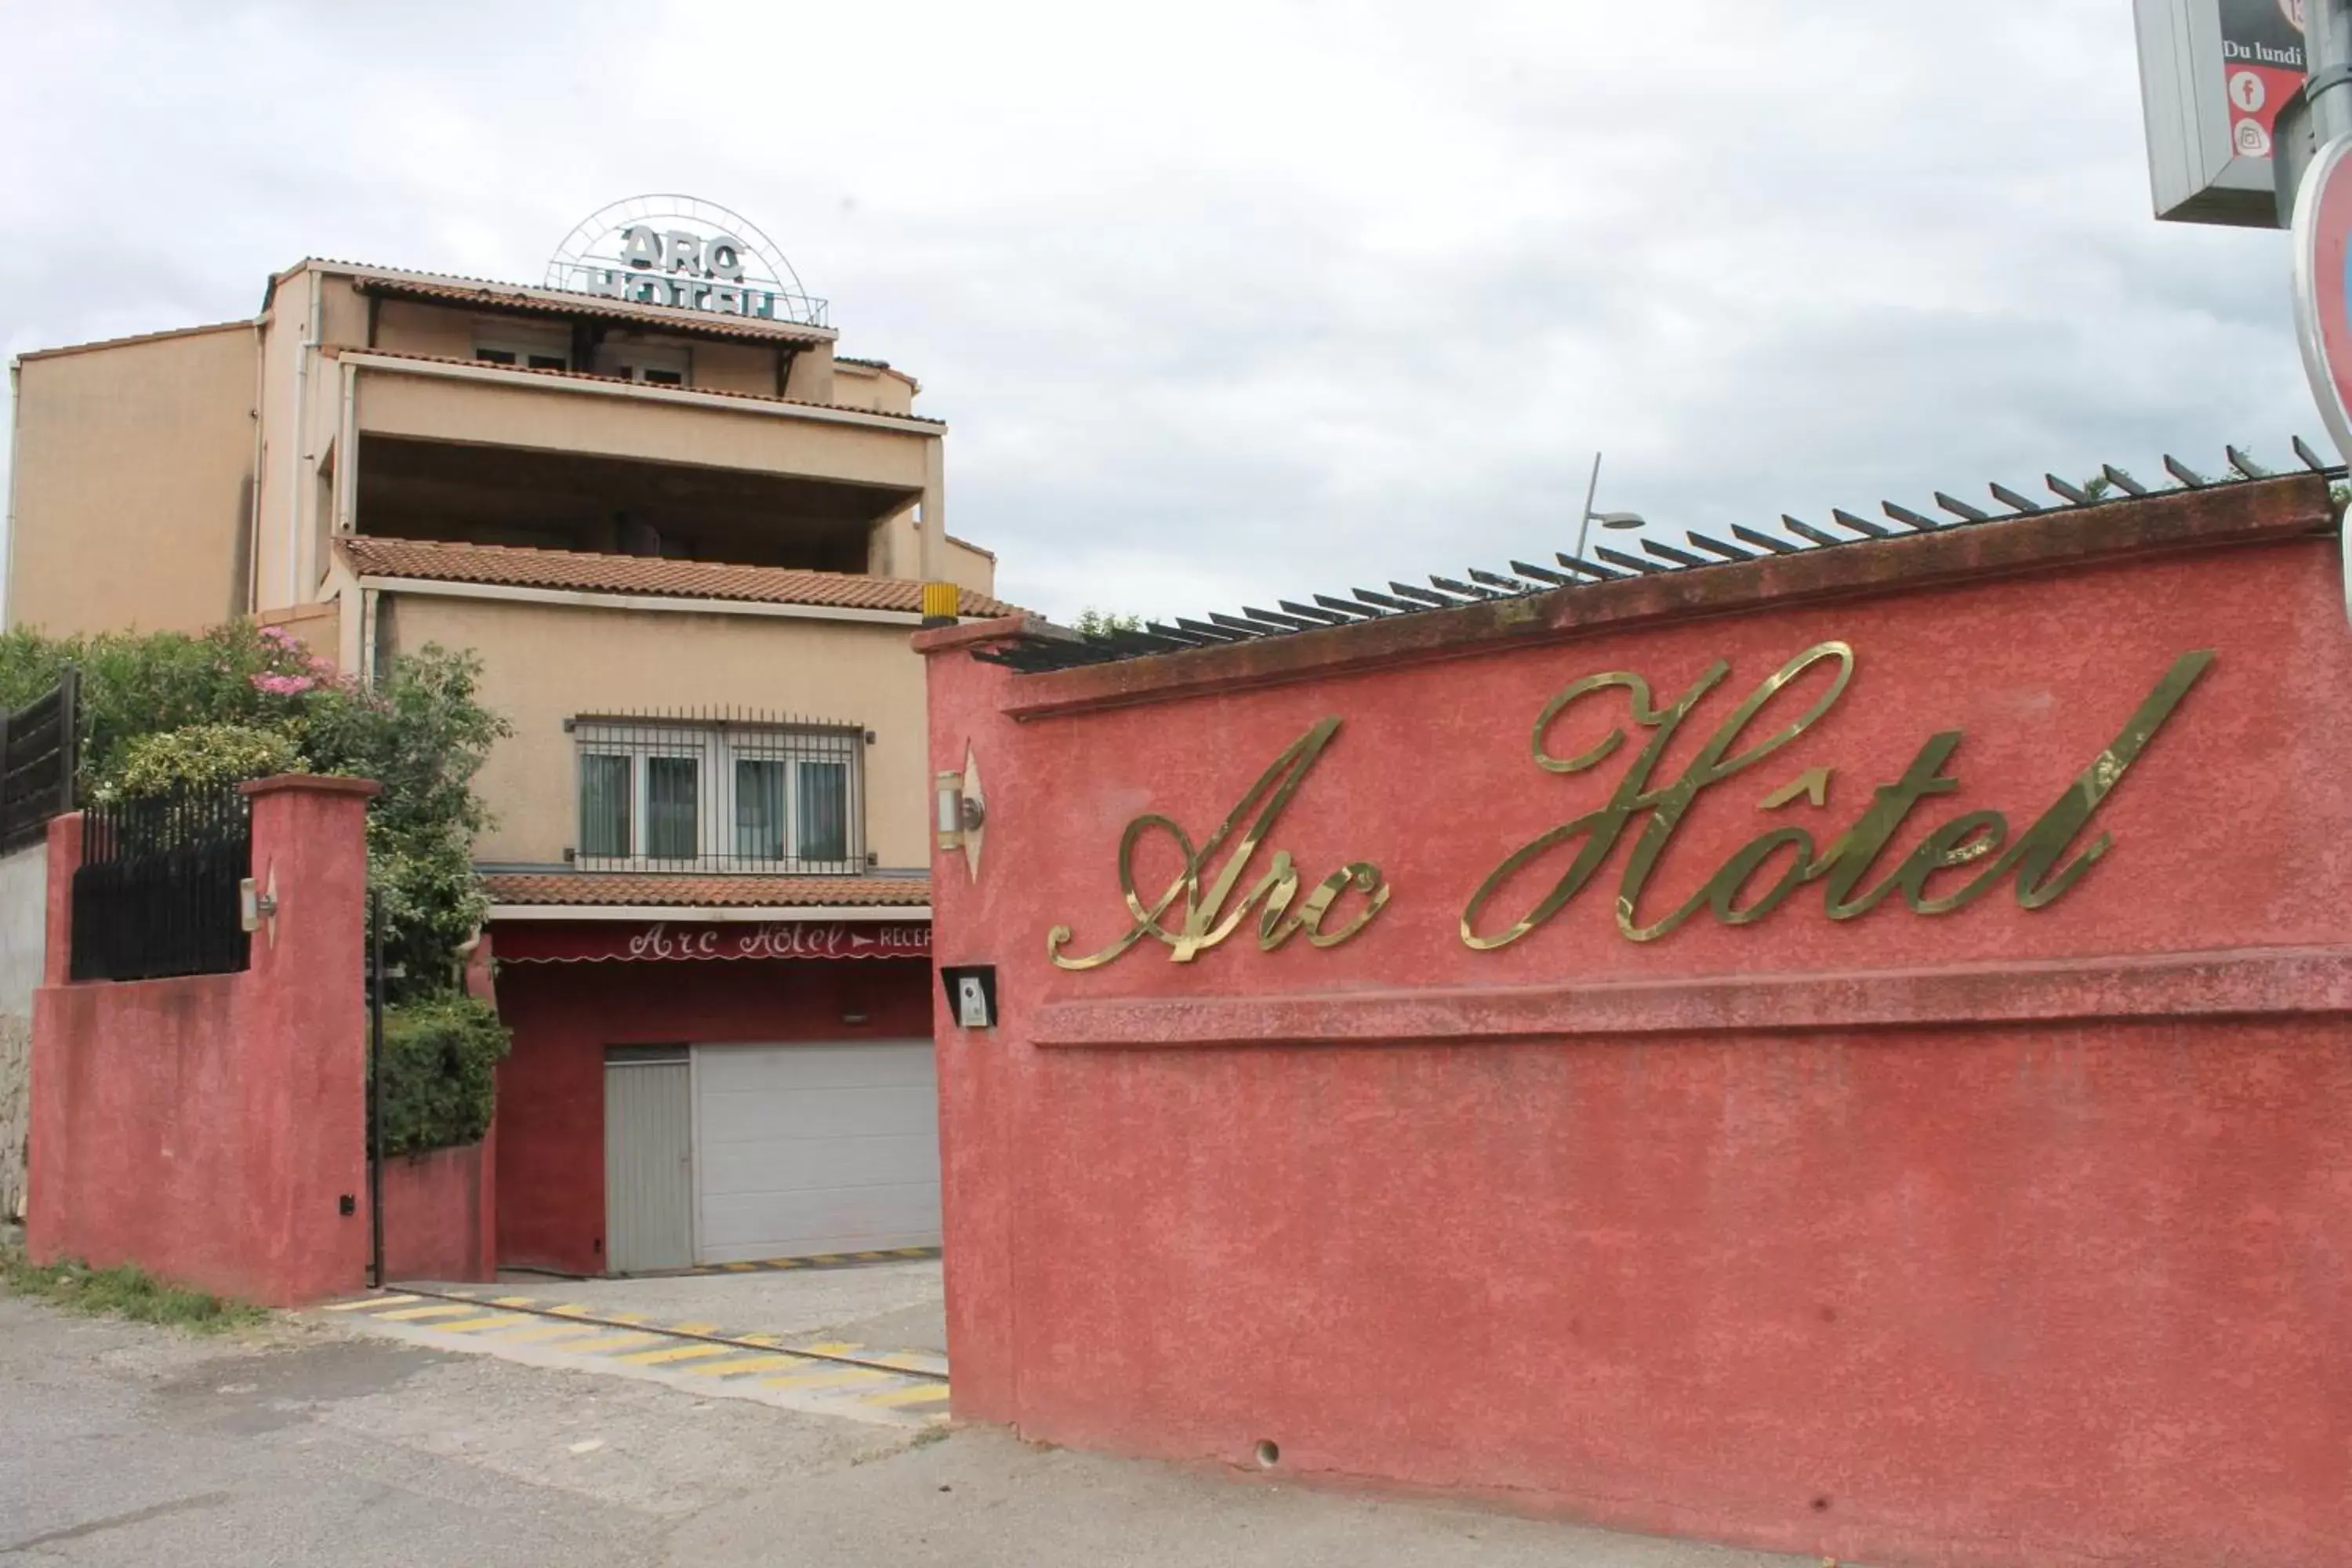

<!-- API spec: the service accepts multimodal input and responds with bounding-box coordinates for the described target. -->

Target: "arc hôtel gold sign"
[1047,642,2214,971]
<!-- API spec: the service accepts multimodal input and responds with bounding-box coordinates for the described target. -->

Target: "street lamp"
[1571,452,1646,564]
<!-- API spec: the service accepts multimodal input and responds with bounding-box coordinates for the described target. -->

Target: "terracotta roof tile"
[339,536,1015,617]
[350,271,835,347]
[485,873,929,909]
[347,347,942,425]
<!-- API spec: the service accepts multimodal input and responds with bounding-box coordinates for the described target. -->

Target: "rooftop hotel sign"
[1047,642,2215,969]
[545,194,829,328]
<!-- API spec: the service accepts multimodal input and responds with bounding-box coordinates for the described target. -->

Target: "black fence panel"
[71,784,251,982]
[0,668,78,855]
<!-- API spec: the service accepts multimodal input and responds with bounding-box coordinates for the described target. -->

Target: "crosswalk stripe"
[490,1323,635,1345]
[376,1304,488,1322]
[543,1331,664,1353]
[615,1343,739,1366]
[676,1354,813,1377]
[863,1384,952,1409]
[760,1366,893,1391]
[323,1295,416,1311]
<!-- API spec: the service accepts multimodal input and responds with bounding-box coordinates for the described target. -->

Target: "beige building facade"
[7,252,1002,906]
[8,221,1006,1273]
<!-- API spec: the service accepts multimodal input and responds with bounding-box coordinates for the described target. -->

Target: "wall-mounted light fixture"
[239,867,280,946]
[934,748,987,880]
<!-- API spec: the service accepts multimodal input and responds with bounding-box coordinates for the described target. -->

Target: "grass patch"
[0,1250,265,1334]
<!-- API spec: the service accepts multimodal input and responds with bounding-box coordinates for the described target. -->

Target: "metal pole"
[368,888,386,1290]
[2312,0,2352,145]
[1571,452,1603,564]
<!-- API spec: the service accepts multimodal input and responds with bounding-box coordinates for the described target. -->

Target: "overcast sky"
[0,1,2325,622]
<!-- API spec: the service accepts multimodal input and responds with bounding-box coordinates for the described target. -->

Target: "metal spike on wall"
[975,443,2348,673]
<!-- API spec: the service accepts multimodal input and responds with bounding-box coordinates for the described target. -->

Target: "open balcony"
[355,435,916,573]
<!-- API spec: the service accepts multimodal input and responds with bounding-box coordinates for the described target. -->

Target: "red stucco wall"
[26,778,378,1308]
[921,478,2352,1568]
[380,1138,495,1283]
[491,951,931,1275]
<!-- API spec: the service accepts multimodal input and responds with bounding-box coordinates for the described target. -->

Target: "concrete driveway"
[318,1257,952,1425]
[471,1257,946,1355]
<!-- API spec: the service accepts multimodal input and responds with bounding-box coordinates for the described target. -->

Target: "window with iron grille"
[572,714,865,873]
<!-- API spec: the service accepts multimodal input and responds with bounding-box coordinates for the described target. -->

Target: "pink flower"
[258,626,300,649]
[251,673,315,695]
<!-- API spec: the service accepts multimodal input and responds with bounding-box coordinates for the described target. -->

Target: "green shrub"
[1073,608,1143,637]
[100,723,308,799]
[0,622,509,1001]
[0,621,312,785]
[379,993,511,1157]
[303,647,506,997]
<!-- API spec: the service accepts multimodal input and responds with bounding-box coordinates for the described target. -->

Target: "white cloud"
[0,0,2325,622]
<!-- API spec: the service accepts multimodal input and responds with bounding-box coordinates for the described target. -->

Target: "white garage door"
[691,1040,941,1265]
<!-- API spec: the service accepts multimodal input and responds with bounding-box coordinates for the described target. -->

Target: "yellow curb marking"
[490,1296,538,1308]
[615,1343,739,1366]
[665,1321,723,1335]
[806,1254,843,1265]
[760,1366,894,1391]
[865,1352,951,1374]
[434,1313,527,1333]
[892,1247,932,1258]
[376,1304,488,1323]
[544,1331,665,1354]
[548,1304,592,1317]
[863,1384,953,1409]
[736,1333,781,1347]
[799,1341,863,1356]
[490,1323,637,1345]
[324,1295,417,1311]
[677,1354,815,1377]
[720,1262,757,1272]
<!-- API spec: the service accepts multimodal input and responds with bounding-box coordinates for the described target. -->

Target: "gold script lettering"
[1048,717,1391,970]
[1462,646,2214,948]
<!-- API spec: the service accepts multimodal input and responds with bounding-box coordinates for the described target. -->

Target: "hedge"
[377,993,510,1156]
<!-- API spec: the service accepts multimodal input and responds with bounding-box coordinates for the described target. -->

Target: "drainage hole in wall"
[1254,1439,1280,1469]
[1810,1495,1831,1512]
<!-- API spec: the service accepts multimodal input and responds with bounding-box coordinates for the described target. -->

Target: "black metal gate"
[70,785,251,982]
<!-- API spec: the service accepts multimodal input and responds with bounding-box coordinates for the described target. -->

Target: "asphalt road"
[0,1296,1820,1567]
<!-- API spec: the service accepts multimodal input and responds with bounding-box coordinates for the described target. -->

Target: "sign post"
[2288,1,2352,616]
